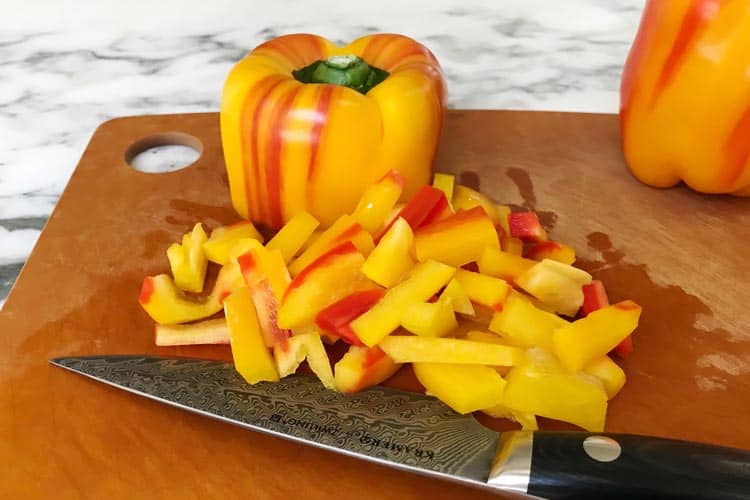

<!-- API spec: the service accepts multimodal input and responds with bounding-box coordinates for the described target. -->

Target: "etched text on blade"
[56,356,498,481]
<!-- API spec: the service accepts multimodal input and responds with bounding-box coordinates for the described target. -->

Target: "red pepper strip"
[315,288,385,346]
[581,280,633,359]
[377,185,449,241]
[508,211,547,243]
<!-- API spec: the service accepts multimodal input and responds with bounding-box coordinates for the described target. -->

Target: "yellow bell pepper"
[489,292,569,351]
[439,278,475,316]
[265,211,320,263]
[361,217,415,288]
[350,259,455,346]
[379,336,524,366]
[503,364,608,432]
[202,221,264,265]
[413,363,506,415]
[334,346,401,393]
[166,223,208,292]
[400,297,457,338]
[352,170,405,235]
[621,0,750,195]
[224,287,279,384]
[584,356,627,400]
[273,331,335,389]
[553,301,642,373]
[453,268,510,311]
[432,173,455,203]
[221,34,446,229]
[477,246,536,282]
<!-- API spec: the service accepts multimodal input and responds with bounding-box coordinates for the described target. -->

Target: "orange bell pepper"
[221,34,446,229]
[621,0,750,195]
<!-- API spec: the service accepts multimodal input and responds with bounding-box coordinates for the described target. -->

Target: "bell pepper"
[334,345,401,394]
[414,206,500,267]
[524,241,576,265]
[350,259,456,347]
[413,363,506,415]
[553,300,642,372]
[453,268,510,311]
[432,173,455,203]
[478,246,536,282]
[400,297,457,337]
[379,336,524,366]
[315,288,385,345]
[166,223,208,292]
[224,287,280,384]
[508,212,547,243]
[278,242,373,330]
[501,237,524,257]
[583,356,627,400]
[265,211,320,263]
[515,259,592,316]
[361,217,416,288]
[221,34,446,229]
[581,280,634,359]
[621,0,750,195]
[503,364,608,432]
[439,278,475,316]
[489,292,569,351]
[351,170,405,235]
[273,331,335,389]
[202,221,264,265]
[379,185,452,238]
[288,214,373,276]
[154,318,230,347]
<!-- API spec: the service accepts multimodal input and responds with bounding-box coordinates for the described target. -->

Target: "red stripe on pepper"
[650,0,723,107]
[307,85,335,181]
[721,104,750,188]
[266,86,301,229]
[248,78,286,223]
[241,76,284,220]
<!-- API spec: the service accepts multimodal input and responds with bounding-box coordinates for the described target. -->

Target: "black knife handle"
[488,431,750,499]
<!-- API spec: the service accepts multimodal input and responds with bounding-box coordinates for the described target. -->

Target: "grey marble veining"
[0,0,644,305]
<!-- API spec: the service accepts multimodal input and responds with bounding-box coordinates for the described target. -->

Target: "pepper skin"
[621,0,750,195]
[221,34,446,229]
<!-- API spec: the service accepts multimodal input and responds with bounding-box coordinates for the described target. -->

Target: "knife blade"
[49,355,750,499]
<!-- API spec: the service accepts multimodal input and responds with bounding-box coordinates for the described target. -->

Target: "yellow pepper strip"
[234,239,291,301]
[350,260,455,347]
[361,217,415,288]
[489,292,569,351]
[139,261,243,325]
[288,214,374,276]
[273,331,335,389]
[351,170,405,235]
[553,301,642,373]
[413,363,506,415]
[414,206,500,267]
[621,0,750,195]
[501,237,523,256]
[478,246,536,282]
[453,268,510,311]
[221,34,446,229]
[154,318,229,347]
[166,223,208,293]
[503,364,608,432]
[432,173,455,203]
[451,185,497,219]
[334,346,402,394]
[439,278,475,316]
[224,287,279,384]
[379,336,524,366]
[203,221,264,265]
[584,356,626,400]
[265,211,320,263]
[524,241,576,265]
[515,259,592,316]
[400,297,457,338]
[278,242,370,330]
[494,204,511,235]
[481,404,538,431]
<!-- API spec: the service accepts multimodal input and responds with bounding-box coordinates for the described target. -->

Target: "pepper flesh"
[221,34,446,229]
[621,0,750,195]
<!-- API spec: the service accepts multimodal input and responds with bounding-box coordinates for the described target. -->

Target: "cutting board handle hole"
[125,132,202,174]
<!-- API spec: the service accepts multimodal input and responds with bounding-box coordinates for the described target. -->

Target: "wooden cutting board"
[2,111,749,499]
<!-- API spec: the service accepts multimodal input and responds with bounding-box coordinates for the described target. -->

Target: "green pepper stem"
[292,55,389,94]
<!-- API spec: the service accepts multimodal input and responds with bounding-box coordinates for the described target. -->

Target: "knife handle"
[487,431,750,499]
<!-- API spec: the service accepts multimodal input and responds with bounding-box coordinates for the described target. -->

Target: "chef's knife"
[50,355,750,499]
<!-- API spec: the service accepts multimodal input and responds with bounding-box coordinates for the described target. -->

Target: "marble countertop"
[0,0,643,305]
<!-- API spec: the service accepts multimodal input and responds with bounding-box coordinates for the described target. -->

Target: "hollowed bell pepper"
[621,0,750,195]
[221,34,446,229]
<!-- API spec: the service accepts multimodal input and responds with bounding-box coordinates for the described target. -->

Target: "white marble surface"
[0,0,644,304]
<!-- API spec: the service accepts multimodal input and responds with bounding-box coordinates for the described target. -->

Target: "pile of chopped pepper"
[139,171,641,432]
